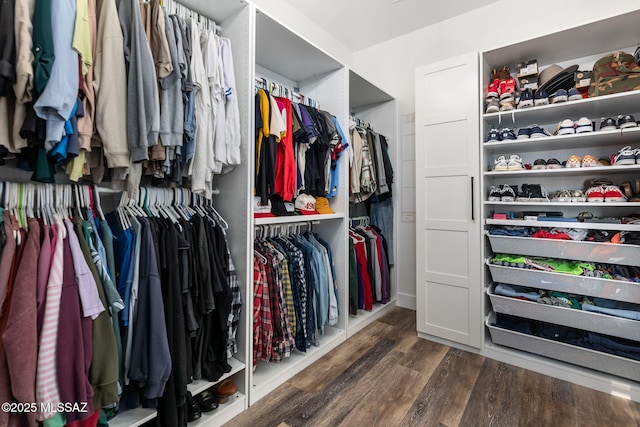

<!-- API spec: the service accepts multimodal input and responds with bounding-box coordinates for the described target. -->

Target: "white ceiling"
[280,0,500,51]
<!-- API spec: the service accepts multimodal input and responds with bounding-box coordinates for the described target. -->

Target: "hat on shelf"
[538,64,563,87]
[315,197,334,214]
[539,64,580,94]
[253,196,275,218]
[271,196,296,216]
[294,194,318,215]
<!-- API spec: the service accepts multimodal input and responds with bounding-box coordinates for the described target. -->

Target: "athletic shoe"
[516,184,531,201]
[599,117,618,131]
[500,128,516,141]
[575,117,593,133]
[618,115,637,129]
[546,158,562,169]
[517,89,534,109]
[552,89,568,103]
[551,190,572,202]
[507,154,525,171]
[571,190,586,202]
[486,98,499,113]
[567,88,582,101]
[500,184,517,202]
[499,100,515,111]
[529,125,551,138]
[586,185,606,202]
[494,155,508,171]
[516,127,531,139]
[614,146,637,165]
[487,128,501,142]
[558,119,575,135]
[581,155,598,167]
[499,77,517,100]
[488,185,503,201]
[529,184,550,202]
[566,155,582,168]
[598,157,611,166]
[533,88,549,106]
[604,185,627,202]
[487,79,499,99]
[532,159,547,170]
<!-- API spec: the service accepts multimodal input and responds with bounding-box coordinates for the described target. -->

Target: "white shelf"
[189,392,246,427]
[483,90,640,127]
[485,218,640,231]
[173,0,245,22]
[349,70,394,111]
[250,326,345,404]
[109,407,157,427]
[254,212,345,225]
[188,357,245,396]
[347,299,396,338]
[485,201,637,207]
[484,164,640,177]
[483,127,640,154]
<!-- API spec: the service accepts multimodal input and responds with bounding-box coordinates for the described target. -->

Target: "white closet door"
[415,53,482,349]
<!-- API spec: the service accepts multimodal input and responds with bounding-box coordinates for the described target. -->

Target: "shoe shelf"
[485,201,636,207]
[487,284,640,341]
[254,212,345,225]
[483,127,640,154]
[484,164,640,177]
[486,311,640,383]
[188,357,245,396]
[189,392,246,427]
[486,263,640,303]
[483,89,640,127]
[486,233,640,266]
[486,218,640,232]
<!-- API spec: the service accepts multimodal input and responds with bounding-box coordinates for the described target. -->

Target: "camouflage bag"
[588,51,640,97]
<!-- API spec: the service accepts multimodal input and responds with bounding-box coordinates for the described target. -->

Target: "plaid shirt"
[222,231,242,358]
[253,253,272,367]
[278,237,308,352]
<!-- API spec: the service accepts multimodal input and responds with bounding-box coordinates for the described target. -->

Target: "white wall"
[351,0,640,309]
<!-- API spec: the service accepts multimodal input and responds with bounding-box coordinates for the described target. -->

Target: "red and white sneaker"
[486,79,499,99]
[586,185,605,202]
[604,185,627,202]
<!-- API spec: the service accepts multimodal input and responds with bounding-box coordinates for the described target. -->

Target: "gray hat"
[538,64,563,86]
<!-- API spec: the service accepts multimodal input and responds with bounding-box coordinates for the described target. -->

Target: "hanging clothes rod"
[350,216,370,227]
[350,114,373,131]
[162,0,222,33]
[254,76,320,108]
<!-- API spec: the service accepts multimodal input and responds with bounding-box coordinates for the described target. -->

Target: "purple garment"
[56,236,94,423]
[36,224,52,337]
[65,219,105,319]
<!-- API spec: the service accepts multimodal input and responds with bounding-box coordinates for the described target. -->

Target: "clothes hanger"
[254,250,267,265]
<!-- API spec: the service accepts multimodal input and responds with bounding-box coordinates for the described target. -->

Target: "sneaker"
[599,117,618,131]
[529,184,550,202]
[529,125,551,138]
[489,185,503,201]
[604,185,627,202]
[487,128,501,142]
[575,117,593,133]
[566,155,582,168]
[516,127,531,139]
[516,184,531,201]
[552,89,568,103]
[500,128,516,141]
[581,155,598,167]
[567,87,582,101]
[494,155,508,171]
[518,89,534,109]
[614,146,637,165]
[533,88,549,106]
[499,100,515,112]
[500,184,517,202]
[487,79,499,99]
[571,190,586,202]
[598,157,611,166]
[551,190,572,202]
[507,154,524,171]
[532,159,547,170]
[499,77,517,100]
[618,114,637,129]
[546,158,562,169]
[586,185,606,202]
[558,119,575,135]
[486,98,499,114]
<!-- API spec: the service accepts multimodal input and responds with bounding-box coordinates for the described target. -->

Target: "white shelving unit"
[480,9,640,401]
[347,70,398,337]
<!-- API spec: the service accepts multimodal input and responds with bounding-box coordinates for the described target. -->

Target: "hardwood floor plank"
[458,359,523,427]
[281,338,398,426]
[337,365,428,427]
[224,384,311,427]
[401,348,484,426]
[398,336,449,375]
[551,377,574,406]
[515,370,555,427]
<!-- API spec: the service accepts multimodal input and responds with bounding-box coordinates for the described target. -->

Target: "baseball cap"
[271,196,296,216]
[315,197,334,214]
[253,196,275,218]
[294,194,318,215]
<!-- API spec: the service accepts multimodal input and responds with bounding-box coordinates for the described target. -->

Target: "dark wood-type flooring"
[225,307,640,427]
